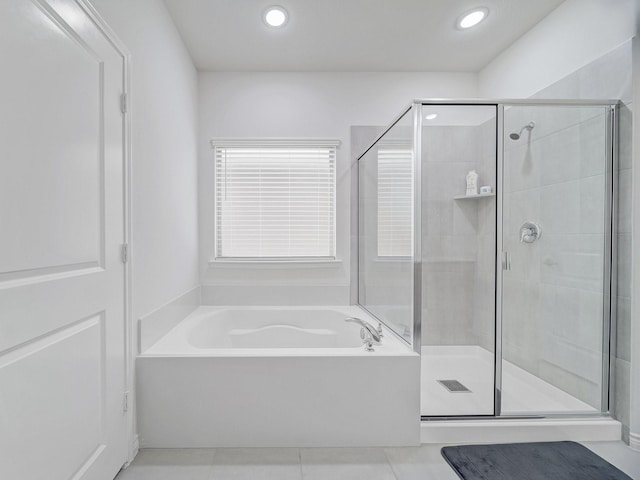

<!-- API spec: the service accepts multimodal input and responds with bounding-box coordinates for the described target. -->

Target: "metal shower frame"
[356,98,619,420]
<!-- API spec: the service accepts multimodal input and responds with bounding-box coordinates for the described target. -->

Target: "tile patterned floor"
[115,441,640,480]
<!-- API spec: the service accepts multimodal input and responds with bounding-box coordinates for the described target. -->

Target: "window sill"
[373,257,476,263]
[209,258,343,268]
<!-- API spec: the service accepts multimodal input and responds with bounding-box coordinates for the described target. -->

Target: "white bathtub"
[146,306,411,353]
[137,305,420,447]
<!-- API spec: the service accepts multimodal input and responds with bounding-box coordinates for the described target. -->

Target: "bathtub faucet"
[345,317,381,352]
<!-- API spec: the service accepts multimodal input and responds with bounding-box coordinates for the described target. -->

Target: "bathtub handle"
[345,317,381,349]
[364,337,375,352]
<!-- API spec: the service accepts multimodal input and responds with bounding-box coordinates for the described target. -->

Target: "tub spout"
[345,317,381,351]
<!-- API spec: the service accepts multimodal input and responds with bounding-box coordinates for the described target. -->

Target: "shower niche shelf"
[454,193,496,200]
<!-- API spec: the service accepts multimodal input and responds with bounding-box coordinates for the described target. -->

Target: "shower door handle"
[502,251,511,271]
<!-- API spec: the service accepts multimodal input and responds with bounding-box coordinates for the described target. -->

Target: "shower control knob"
[520,222,542,243]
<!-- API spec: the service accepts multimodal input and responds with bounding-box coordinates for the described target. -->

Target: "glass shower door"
[358,108,415,346]
[500,104,612,415]
[420,104,498,416]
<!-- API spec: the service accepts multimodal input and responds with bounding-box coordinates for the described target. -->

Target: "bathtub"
[137,305,420,447]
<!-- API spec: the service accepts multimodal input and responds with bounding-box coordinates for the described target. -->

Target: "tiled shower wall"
[423,42,632,431]
[421,122,496,351]
[527,40,632,440]
[501,105,610,409]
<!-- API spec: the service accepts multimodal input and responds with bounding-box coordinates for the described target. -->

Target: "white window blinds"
[377,148,413,257]
[214,143,337,259]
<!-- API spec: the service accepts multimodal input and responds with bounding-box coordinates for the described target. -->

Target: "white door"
[0,1,128,479]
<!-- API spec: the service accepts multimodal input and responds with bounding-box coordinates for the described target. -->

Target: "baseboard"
[123,434,139,468]
[629,431,640,451]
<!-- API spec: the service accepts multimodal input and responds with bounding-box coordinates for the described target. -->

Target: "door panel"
[500,105,610,415]
[0,1,127,479]
[0,316,104,480]
[0,0,103,273]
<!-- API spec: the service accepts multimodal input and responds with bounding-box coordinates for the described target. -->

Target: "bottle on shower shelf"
[466,170,478,196]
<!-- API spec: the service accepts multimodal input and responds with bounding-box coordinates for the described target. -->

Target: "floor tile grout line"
[206,448,216,480]
[298,448,304,480]
[383,448,401,480]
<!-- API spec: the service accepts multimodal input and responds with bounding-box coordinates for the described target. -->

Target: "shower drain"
[437,379,472,393]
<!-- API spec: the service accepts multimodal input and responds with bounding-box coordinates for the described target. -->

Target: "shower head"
[509,121,536,140]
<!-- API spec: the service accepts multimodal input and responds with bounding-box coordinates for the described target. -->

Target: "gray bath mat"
[441,441,632,480]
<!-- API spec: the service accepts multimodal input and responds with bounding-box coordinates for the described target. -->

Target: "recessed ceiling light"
[457,7,488,29]
[425,113,438,120]
[264,6,288,28]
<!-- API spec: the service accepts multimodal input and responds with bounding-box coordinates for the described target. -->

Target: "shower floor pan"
[420,345,620,443]
[421,345,597,415]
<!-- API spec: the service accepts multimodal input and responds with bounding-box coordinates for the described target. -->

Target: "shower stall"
[357,100,618,420]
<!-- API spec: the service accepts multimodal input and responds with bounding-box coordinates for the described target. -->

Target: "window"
[377,148,413,257]
[213,140,337,260]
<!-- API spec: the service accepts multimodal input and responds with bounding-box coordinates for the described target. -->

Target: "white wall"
[479,0,637,98]
[91,0,200,321]
[198,72,477,304]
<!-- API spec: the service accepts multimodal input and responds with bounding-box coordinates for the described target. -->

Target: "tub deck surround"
[137,306,420,447]
[145,306,412,355]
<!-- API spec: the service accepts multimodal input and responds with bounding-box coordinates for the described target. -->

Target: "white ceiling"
[163,0,565,72]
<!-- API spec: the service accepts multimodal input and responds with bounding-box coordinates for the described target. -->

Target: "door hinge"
[120,93,128,114]
[121,243,129,264]
[123,391,130,413]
